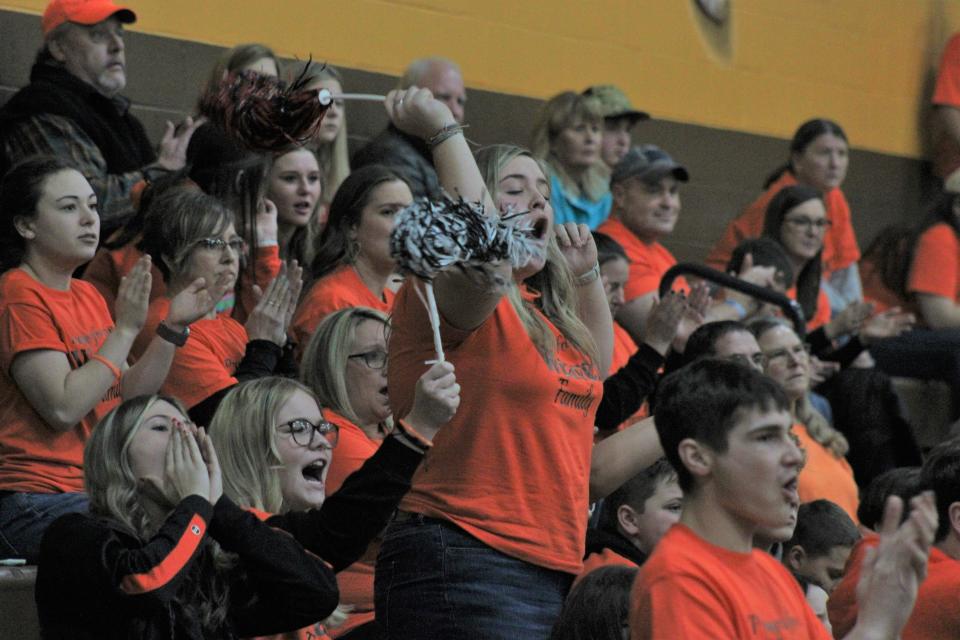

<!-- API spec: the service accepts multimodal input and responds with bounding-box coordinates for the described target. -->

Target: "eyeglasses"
[277,418,339,448]
[783,216,831,232]
[193,237,247,254]
[762,343,810,366]
[348,350,388,370]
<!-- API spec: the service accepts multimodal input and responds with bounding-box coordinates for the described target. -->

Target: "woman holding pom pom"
[374,88,612,639]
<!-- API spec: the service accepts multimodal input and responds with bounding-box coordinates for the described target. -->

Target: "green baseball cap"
[583,85,650,123]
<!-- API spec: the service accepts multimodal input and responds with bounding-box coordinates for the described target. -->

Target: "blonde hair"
[208,377,354,630]
[529,92,608,202]
[474,144,599,365]
[209,377,319,513]
[796,395,849,458]
[300,307,391,428]
[84,395,232,630]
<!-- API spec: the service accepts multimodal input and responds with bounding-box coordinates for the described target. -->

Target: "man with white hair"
[0,0,199,235]
[353,57,466,198]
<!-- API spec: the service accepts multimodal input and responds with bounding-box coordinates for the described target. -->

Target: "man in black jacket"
[352,57,466,199]
[0,0,200,236]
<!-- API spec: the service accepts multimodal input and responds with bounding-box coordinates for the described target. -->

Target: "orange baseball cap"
[42,0,136,36]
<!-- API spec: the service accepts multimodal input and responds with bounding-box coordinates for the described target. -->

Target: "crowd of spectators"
[1,1,959,638]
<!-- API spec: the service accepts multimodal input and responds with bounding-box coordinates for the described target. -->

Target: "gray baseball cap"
[610,144,690,185]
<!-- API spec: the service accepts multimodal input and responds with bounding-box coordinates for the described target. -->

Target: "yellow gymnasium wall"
[4,0,960,157]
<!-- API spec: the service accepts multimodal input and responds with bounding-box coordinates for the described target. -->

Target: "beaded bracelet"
[427,123,468,150]
[89,353,122,383]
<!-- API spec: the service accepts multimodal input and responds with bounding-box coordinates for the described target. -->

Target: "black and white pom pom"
[390,197,481,279]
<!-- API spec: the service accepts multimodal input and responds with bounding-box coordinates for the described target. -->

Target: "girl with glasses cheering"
[299,306,460,638]
[210,375,456,639]
[36,393,337,638]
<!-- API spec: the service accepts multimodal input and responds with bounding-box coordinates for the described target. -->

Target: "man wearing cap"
[0,0,199,236]
[583,85,650,171]
[597,145,691,342]
[352,56,466,199]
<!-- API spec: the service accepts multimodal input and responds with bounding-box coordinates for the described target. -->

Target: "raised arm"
[384,87,510,331]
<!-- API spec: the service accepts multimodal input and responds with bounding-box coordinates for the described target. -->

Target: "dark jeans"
[0,492,89,563]
[375,513,574,640]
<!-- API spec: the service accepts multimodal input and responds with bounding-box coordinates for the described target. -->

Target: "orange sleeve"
[0,304,75,371]
[934,34,960,107]
[160,325,241,408]
[631,575,739,640]
[908,224,960,300]
[705,189,777,271]
[823,190,860,273]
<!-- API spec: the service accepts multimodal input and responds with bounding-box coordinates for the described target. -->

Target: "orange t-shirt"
[706,172,861,276]
[83,242,166,319]
[785,285,831,331]
[0,270,120,493]
[597,217,687,302]
[908,223,960,304]
[931,34,960,178]
[390,282,603,574]
[323,410,382,638]
[577,547,638,586]
[827,532,876,639]
[610,322,638,376]
[159,310,247,410]
[630,524,830,639]
[829,536,960,640]
[793,423,859,523]
[860,255,906,314]
[291,266,395,351]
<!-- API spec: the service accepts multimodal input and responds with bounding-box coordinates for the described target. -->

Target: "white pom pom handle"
[317,88,386,106]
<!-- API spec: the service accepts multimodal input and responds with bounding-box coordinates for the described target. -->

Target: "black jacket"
[0,62,155,177]
[351,125,441,199]
[36,435,423,639]
[36,495,336,639]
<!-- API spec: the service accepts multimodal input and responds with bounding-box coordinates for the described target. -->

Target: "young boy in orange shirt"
[630,358,938,639]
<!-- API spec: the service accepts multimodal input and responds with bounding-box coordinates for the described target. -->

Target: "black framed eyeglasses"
[194,237,247,254]
[277,418,339,448]
[348,350,388,370]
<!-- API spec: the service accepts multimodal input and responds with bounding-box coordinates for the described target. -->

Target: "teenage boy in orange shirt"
[630,358,938,640]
